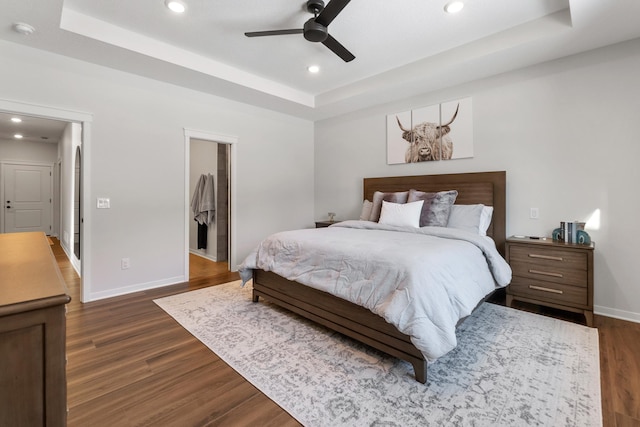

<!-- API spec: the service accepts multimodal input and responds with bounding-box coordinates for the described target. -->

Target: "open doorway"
[0,98,92,301]
[184,129,237,282]
[0,113,82,264]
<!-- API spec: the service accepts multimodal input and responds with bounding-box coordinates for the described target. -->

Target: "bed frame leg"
[412,360,427,384]
[252,292,259,303]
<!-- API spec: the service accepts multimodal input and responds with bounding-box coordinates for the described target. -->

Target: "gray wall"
[0,40,314,301]
[315,38,640,322]
[0,138,58,163]
[4,33,640,322]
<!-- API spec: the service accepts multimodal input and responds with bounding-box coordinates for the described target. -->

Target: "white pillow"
[447,204,493,235]
[368,191,409,222]
[447,204,484,234]
[359,200,373,221]
[378,200,424,228]
[479,206,494,236]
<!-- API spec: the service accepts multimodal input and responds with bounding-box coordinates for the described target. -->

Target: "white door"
[3,164,52,234]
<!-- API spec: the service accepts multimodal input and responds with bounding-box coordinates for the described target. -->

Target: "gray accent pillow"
[359,200,373,221]
[369,191,409,222]
[407,189,458,227]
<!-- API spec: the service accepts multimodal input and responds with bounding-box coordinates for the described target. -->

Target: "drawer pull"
[529,269,563,278]
[529,253,563,261]
[529,285,564,294]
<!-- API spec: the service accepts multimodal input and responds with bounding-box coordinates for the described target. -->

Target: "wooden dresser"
[0,232,71,427]
[505,236,595,327]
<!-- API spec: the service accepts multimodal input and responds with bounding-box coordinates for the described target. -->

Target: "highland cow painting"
[386,97,473,164]
[442,97,473,160]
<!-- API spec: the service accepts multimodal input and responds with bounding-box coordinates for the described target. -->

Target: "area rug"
[154,281,602,426]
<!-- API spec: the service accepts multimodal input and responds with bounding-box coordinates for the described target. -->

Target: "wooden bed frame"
[252,171,506,383]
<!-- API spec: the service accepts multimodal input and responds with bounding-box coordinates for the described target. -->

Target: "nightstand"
[505,236,595,327]
[315,221,338,228]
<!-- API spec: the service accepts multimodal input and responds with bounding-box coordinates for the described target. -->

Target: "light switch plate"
[530,207,539,219]
[97,197,110,209]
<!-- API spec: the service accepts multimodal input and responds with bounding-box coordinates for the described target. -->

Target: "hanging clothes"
[201,173,216,225]
[191,174,206,223]
[197,222,208,250]
[191,173,215,249]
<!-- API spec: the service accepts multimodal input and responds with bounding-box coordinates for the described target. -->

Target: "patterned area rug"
[154,281,602,426]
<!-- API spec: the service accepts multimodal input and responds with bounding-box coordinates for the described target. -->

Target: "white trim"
[0,98,93,302]
[0,99,92,123]
[0,159,54,167]
[79,122,91,302]
[183,128,238,283]
[189,249,217,263]
[594,305,640,324]
[84,275,185,302]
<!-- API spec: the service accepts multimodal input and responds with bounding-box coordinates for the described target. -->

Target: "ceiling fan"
[244,0,355,63]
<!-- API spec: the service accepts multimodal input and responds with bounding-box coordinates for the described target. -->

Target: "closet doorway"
[184,130,237,281]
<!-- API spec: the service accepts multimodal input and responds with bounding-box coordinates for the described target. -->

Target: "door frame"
[183,128,237,281]
[0,98,93,302]
[0,160,54,234]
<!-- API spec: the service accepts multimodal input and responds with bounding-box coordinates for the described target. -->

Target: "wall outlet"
[121,257,130,269]
[530,207,540,219]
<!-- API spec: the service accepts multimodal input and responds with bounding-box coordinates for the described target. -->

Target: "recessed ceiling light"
[165,0,186,13]
[308,65,320,73]
[14,134,24,139]
[444,1,464,14]
[11,117,22,123]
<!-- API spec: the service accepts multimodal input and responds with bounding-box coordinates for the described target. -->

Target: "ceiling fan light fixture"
[165,0,186,14]
[444,1,464,14]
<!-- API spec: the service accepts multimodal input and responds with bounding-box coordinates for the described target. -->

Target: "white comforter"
[238,220,512,362]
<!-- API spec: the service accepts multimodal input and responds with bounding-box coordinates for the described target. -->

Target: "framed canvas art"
[387,97,473,164]
[442,97,473,160]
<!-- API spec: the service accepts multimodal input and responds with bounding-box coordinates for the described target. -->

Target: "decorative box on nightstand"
[505,236,595,327]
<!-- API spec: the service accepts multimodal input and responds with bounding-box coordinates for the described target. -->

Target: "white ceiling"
[1,0,640,124]
[0,112,67,144]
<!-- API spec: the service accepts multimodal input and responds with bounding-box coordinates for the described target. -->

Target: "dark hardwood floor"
[53,239,639,426]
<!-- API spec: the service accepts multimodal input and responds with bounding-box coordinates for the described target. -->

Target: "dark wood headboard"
[363,171,506,254]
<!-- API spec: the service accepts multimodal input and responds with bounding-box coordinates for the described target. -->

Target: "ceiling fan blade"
[322,34,355,62]
[315,0,351,27]
[245,29,303,37]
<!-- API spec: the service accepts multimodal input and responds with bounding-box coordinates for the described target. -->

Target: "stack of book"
[559,221,586,243]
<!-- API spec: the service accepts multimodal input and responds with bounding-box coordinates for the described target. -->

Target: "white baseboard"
[594,305,640,324]
[58,240,81,276]
[84,275,185,302]
[189,249,217,262]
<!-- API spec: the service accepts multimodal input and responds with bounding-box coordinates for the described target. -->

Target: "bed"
[240,171,508,383]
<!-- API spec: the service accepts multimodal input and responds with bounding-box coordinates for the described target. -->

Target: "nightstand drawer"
[509,245,587,270]
[510,260,587,287]
[509,278,587,306]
